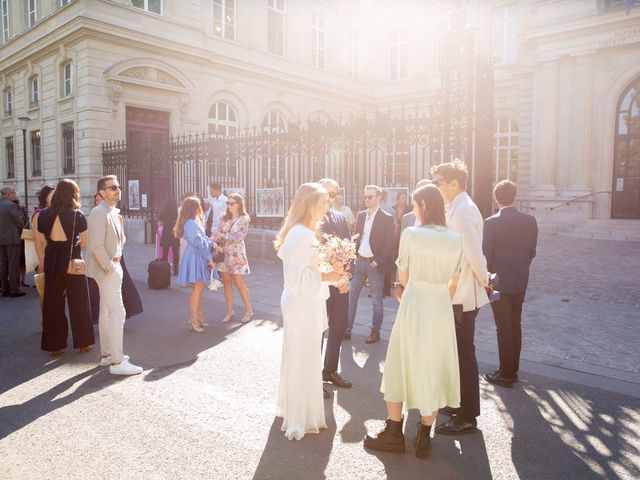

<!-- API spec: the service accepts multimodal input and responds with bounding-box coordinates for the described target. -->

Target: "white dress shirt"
[358,208,379,258]
[446,192,490,312]
[206,193,227,235]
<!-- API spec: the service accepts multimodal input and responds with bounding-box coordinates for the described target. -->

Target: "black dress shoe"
[323,388,330,400]
[485,371,515,388]
[435,417,478,435]
[438,406,460,416]
[9,291,26,298]
[322,371,352,388]
[491,368,518,382]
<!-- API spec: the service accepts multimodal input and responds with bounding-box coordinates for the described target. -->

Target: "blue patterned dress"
[177,219,212,285]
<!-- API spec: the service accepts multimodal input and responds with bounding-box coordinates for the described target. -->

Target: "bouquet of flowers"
[315,234,357,290]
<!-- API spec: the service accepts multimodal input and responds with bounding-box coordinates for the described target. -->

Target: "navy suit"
[483,207,538,378]
[320,209,351,374]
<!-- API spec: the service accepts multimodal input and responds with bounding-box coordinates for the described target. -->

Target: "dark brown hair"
[50,179,81,214]
[37,185,55,209]
[430,158,468,190]
[413,184,446,227]
[97,175,117,192]
[222,193,249,222]
[494,179,517,206]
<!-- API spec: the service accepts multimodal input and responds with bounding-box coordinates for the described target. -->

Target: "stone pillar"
[566,55,594,196]
[530,60,559,196]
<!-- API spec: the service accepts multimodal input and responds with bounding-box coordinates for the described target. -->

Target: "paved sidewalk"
[123,233,640,387]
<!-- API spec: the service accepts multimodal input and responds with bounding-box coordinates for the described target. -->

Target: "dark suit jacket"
[320,209,350,240]
[0,198,24,245]
[483,207,538,294]
[354,208,395,274]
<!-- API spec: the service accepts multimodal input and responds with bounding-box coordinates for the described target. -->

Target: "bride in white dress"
[275,183,346,441]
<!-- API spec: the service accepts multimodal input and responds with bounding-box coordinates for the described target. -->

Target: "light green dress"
[381,225,463,415]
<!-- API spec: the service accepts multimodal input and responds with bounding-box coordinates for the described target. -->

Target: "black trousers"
[161,242,180,271]
[41,268,95,352]
[490,292,525,378]
[456,309,480,420]
[0,244,21,294]
[323,285,349,374]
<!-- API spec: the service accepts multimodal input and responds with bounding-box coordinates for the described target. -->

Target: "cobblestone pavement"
[123,233,640,384]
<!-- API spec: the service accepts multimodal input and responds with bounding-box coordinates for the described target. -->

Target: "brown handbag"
[66,211,85,275]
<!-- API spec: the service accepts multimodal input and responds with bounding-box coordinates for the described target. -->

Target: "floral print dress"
[215,215,250,275]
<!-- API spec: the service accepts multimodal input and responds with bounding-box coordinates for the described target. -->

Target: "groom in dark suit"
[319,179,352,398]
[345,185,395,344]
[482,180,538,387]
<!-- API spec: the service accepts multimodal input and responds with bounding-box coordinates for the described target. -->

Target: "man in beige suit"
[87,175,142,375]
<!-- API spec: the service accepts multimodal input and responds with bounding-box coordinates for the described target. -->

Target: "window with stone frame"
[1,0,9,43]
[492,117,519,184]
[132,0,162,15]
[267,0,285,56]
[62,122,75,174]
[27,0,37,27]
[31,130,41,177]
[208,102,238,137]
[61,61,72,97]
[30,75,39,108]
[311,12,326,69]
[262,110,287,134]
[491,4,518,64]
[5,136,14,179]
[389,31,407,81]
[214,0,236,40]
[3,87,12,116]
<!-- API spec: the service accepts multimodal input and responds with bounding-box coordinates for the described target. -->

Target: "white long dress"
[276,224,330,440]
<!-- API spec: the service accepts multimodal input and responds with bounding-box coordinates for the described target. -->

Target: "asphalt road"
[1,273,639,479]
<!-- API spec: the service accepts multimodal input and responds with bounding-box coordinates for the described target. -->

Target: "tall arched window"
[262,110,287,134]
[612,77,640,219]
[492,117,519,183]
[29,75,39,108]
[208,101,238,137]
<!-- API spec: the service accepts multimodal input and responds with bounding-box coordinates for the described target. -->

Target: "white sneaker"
[109,360,143,376]
[99,355,129,367]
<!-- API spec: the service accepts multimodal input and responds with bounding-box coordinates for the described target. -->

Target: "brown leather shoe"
[365,330,380,344]
[343,330,351,340]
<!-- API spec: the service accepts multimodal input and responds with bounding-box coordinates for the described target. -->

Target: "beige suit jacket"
[86,202,126,279]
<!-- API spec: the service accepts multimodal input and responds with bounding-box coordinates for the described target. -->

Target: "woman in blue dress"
[175,196,213,332]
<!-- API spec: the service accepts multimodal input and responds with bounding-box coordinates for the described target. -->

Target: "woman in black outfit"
[159,198,180,275]
[38,179,94,356]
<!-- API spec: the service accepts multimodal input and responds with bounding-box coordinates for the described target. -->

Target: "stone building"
[1,0,639,238]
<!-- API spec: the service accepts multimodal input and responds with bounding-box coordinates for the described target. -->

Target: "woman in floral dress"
[214,193,253,323]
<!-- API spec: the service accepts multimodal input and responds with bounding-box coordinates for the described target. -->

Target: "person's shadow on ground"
[492,373,640,479]
[252,402,337,480]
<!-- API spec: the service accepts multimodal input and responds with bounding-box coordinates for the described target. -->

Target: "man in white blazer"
[87,175,142,376]
[431,159,489,435]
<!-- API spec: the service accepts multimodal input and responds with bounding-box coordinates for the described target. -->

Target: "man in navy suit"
[482,180,538,388]
[318,179,353,397]
[345,185,395,344]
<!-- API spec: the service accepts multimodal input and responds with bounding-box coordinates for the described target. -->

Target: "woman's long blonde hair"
[274,183,326,251]
[174,196,205,238]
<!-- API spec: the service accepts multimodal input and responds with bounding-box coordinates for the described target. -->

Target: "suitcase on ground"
[148,259,171,289]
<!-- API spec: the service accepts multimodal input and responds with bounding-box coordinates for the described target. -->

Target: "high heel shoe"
[188,314,204,333]
[221,312,235,323]
[240,311,254,324]
[196,310,210,327]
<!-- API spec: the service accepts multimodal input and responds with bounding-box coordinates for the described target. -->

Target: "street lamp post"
[18,116,31,215]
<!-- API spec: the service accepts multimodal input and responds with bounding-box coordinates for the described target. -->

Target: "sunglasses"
[363,194,379,200]
[327,192,337,199]
[226,201,238,206]
[104,185,121,192]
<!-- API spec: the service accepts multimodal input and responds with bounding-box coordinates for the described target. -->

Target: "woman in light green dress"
[364,184,463,459]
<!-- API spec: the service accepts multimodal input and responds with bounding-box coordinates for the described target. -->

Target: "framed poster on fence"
[256,188,285,217]
[381,187,409,212]
[223,187,246,199]
[128,180,141,210]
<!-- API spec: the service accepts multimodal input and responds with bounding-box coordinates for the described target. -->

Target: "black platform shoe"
[415,422,432,459]
[364,418,405,454]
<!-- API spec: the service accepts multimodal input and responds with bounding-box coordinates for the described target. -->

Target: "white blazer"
[446,192,490,312]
